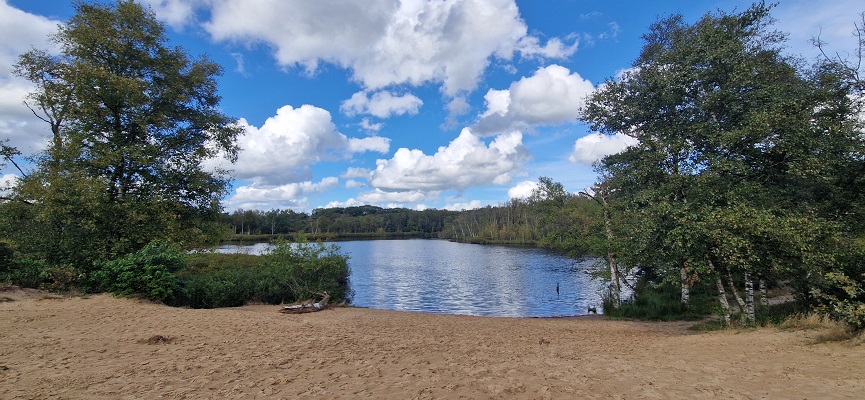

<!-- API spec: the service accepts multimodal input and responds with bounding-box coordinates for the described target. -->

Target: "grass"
[603,280,715,321]
[779,313,862,344]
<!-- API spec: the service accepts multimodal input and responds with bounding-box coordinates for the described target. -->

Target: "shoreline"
[2,289,863,399]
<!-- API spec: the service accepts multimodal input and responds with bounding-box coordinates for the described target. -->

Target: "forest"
[220,177,602,257]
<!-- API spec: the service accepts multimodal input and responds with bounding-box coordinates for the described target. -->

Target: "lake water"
[217,239,605,318]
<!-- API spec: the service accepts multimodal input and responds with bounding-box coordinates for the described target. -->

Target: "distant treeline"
[221,182,604,257]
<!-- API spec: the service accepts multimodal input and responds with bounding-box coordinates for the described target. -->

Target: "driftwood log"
[280,292,330,314]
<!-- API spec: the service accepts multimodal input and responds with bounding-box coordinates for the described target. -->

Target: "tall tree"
[9,0,241,267]
[583,2,859,324]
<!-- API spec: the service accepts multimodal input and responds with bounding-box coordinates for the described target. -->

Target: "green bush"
[40,265,81,291]
[257,241,352,303]
[2,258,50,288]
[92,240,185,302]
[0,240,13,273]
[603,279,713,321]
[815,271,865,331]
[174,241,351,309]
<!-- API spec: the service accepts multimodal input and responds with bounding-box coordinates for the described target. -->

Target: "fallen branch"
[280,292,330,314]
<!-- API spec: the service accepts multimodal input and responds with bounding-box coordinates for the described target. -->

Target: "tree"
[583,2,861,324]
[8,0,241,269]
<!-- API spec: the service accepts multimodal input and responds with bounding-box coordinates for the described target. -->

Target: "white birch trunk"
[680,267,690,305]
[715,276,732,326]
[600,187,620,307]
[759,279,768,307]
[726,266,746,312]
[744,271,755,325]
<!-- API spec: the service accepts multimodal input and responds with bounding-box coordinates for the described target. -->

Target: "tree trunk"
[744,271,755,325]
[759,279,768,307]
[726,266,746,312]
[600,186,621,307]
[680,266,690,305]
[715,276,732,326]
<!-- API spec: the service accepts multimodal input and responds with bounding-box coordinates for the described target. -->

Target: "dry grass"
[780,313,861,344]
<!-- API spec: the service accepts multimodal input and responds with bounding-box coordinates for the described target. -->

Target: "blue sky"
[1,0,862,212]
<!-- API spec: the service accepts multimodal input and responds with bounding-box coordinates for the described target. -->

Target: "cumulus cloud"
[213,105,390,185]
[345,180,365,189]
[322,198,363,209]
[369,128,529,192]
[225,177,339,210]
[358,118,383,133]
[0,2,61,156]
[139,0,202,30]
[341,90,423,118]
[444,200,482,211]
[202,0,575,96]
[1,173,19,196]
[348,136,391,153]
[472,65,594,135]
[341,167,371,180]
[569,133,637,165]
[508,180,538,200]
[356,188,431,204]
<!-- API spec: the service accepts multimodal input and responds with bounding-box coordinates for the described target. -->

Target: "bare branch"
[0,196,33,205]
[24,100,51,125]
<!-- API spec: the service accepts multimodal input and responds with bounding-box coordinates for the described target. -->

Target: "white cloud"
[139,0,202,30]
[341,90,423,118]
[516,36,578,59]
[1,173,19,196]
[357,188,431,204]
[348,136,391,153]
[358,118,383,133]
[369,128,529,192]
[225,177,339,210]
[322,198,363,209]
[569,133,637,165]
[473,65,595,135]
[341,167,371,180]
[444,200,482,211]
[211,105,389,186]
[508,180,538,200]
[0,2,61,155]
[202,0,574,96]
[443,95,472,129]
[345,179,365,189]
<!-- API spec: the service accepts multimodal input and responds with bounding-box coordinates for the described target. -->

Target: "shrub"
[603,279,713,321]
[173,241,351,309]
[814,271,865,331]
[92,240,185,302]
[2,258,49,288]
[257,241,352,303]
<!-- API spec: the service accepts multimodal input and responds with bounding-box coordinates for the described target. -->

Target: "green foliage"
[815,270,865,331]
[582,2,865,326]
[93,240,185,302]
[1,258,50,289]
[603,279,714,321]
[256,240,352,303]
[173,241,351,309]
[5,0,240,269]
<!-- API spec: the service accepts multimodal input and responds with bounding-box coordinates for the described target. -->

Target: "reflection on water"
[217,239,604,318]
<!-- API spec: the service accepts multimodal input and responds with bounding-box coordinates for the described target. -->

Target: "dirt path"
[1,289,863,399]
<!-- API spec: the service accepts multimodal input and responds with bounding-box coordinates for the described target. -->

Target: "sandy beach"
[1,288,863,399]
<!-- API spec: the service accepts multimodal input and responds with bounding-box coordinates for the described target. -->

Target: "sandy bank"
[1,288,863,399]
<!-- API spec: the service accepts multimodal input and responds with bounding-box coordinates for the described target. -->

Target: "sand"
[1,288,863,399]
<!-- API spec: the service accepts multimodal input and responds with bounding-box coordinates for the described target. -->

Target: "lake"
[217,239,605,317]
